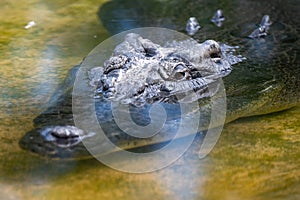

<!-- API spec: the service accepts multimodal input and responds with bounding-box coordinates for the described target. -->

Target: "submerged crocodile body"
[19,27,300,159]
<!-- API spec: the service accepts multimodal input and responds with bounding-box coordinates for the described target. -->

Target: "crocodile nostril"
[173,72,186,80]
[210,44,216,49]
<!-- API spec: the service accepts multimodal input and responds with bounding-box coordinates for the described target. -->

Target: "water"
[0,0,299,199]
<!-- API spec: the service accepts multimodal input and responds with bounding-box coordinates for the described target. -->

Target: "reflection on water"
[153,142,209,200]
[0,0,299,199]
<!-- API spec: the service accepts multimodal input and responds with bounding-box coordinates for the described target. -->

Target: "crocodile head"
[92,33,242,106]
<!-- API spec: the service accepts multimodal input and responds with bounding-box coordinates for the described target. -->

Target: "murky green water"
[0,0,299,199]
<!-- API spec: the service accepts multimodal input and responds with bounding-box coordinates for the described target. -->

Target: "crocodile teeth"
[212,58,221,63]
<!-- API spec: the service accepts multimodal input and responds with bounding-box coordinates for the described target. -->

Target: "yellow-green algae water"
[0,0,299,200]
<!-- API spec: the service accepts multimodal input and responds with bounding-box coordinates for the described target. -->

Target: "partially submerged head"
[93,33,240,106]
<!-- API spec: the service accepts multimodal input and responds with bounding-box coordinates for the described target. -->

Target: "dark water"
[99,0,300,118]
[0,0,299,199]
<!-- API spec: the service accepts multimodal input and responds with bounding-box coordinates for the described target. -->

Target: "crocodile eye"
[171,64,189,80]
[173,71,186,80]
[174,64,185,71]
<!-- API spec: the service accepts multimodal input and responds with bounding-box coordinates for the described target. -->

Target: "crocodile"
[19,27,300,159]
